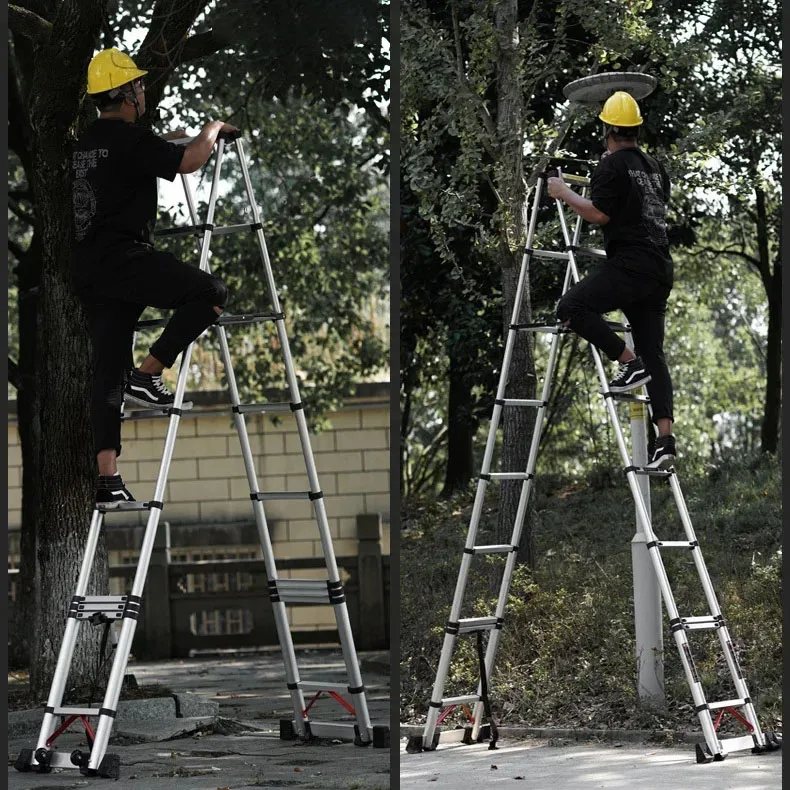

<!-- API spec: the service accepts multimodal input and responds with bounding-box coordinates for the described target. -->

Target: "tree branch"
[8,4,53,41]
[178,30,227,65]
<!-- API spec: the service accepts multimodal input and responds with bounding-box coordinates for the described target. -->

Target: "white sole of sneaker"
[647,453,676,470]
[608,373,652,393]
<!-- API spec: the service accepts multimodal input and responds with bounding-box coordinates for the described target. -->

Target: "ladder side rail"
[89,147,228,769]
[230,139,373,740]
[555,199,725,756]
[178,159,310,736]
[421,179,546,748]
[34,510,106,759]
[668,475,765,742]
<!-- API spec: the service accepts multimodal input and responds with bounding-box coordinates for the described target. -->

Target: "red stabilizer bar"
[713,707,754,732]
[302,690,356,718]
[46,714,96,748]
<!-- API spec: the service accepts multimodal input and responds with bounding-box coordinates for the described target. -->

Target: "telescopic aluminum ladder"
[15,131,386,780]
[407,168,781,763]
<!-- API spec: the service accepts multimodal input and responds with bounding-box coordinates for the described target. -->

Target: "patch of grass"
[401,452,782,732]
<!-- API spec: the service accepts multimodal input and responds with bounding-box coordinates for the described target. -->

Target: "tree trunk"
[440,348,476,497]
[25,0,109,699]
[760,258,781,453]
[493,0,536,565]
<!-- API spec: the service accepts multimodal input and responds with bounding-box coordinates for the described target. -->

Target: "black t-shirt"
[71,118,184,268]
[590,148,673,285]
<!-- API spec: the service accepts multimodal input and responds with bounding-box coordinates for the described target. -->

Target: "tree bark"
[19,0,110,699]
[440,348,476,497]
[493,0,536,565]
[761,255,781,453]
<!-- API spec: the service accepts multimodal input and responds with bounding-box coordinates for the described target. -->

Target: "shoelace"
[151,374,172,396]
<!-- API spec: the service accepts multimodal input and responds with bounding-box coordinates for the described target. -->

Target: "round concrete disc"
[563,72,657,103]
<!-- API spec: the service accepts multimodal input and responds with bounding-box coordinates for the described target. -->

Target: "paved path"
[7,650,391,790]
[399,737,782,790]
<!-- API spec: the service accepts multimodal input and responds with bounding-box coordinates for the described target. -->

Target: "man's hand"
[161,128,188,141]
[547,176,569,200]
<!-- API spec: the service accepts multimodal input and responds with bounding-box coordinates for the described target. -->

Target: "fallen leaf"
[490,764,498,770]
[294,766,302,772]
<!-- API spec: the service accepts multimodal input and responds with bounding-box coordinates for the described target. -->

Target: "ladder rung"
[155,222,258,238]
[471,544,515,554]
[530,249,569,260]
[608,392,650,403]
[654,541,696,549]
[299,681,349,692]
[679,616,719,631]
[54,707,102,716]
[217,311,283,326]
[97,501,155,512]
[558,173,590,186]
[253,491,313,501]
[512,323,565,334]
[441,695,480,707]
[487,472,531,481]
[708,698,747,711]
[457,617,498,633]
[235,402,292,414]
[500,399,545,407]
[269,579,342,605]
[121,404,193,421]
[625,466,673,478]
[720,734,758,754]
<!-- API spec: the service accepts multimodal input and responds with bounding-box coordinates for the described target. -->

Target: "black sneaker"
[96,475,136,509]
[647,435,676,470]
[608,356,652,393]
[125,370,192,409]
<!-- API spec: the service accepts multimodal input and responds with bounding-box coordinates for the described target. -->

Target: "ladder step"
[720,734,758,754]
[269,579,344,604]
[471,544,516,555]
[530,249,569,261]
[573,246,606,258]
[708,698,748,711]
[121,404,193,421]
[217,311,284,326]
[70,595,129,619]
[653,540,697,549]
[512,319,628,334]
[457,616,499,633]
[675,616,721,631]
[625,466,673,478]
[252,491,317,501]
[53,706,102,716]
[235,402,292,414]
[498,398,546,407]
[486,472,531,481]
[97,501,155,513]
[299,681,350,692]
[441,695,480,707]
[156,222,261,238]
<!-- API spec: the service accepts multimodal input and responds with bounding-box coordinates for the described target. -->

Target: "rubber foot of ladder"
[372,725,390,749]
[764,731,782,751]
[80,753,121,779]
[13,748,33,772]
[353,724,372,747]
[279,719,314,742]
[695,744,713,764]
[406,732,440,753]
[33,748,53,773]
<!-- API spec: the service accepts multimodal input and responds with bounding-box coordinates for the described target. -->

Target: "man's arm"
[546,177,610,225]
[179,121,238,174]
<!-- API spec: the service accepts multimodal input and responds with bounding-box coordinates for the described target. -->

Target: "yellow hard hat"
[87,48,147,95]
[599,91,643,127]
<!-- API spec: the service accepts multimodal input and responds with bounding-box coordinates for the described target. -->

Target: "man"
[72,48,238,507]
[547,90,676,469]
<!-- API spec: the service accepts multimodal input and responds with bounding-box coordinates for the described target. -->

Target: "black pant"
[77,249,228,456]
[556,262,674,424]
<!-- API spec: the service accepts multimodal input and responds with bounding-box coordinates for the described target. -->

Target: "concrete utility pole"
[629,399,665,705]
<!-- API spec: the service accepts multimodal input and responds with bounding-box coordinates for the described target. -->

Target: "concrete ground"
[399,737,782,790]
[7,650,391,790]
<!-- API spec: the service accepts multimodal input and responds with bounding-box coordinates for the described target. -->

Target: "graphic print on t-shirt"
[72,148,108,241]
[627,168,668,247]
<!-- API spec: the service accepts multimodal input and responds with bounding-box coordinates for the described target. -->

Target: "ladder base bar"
[441,694,480,706]
[280,719,379,745]
[707,698,748,710]
[470,544,516,554]
[406,724,492,753]
[97,502,155,513]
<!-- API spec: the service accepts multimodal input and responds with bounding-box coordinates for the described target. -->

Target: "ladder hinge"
[646,540,659,550]
[348,685,365,694]
[309,490,324,501]
[99,708,117,718]
[123,594,142,621]
[695,703,709,713]
[250,222,263,231]
[429,701,442,708]
[689,540,699,548]
[149,500,164,510]
[479,474,491,482]
[669,617,684,633]
[445,621,459,635]
[287,682,298,690]
[290,402,304,412]
[495,618,504,630]
[463,548,474,555]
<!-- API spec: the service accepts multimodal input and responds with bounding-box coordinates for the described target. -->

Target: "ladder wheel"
[97,753,121,779]
[353,724,371,747]
[71,749,90,767]
[695,744,713,764]
[34,747,53,773]
[13,748,33,772]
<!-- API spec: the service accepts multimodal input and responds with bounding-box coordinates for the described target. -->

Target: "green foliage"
[401,454,781,731]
